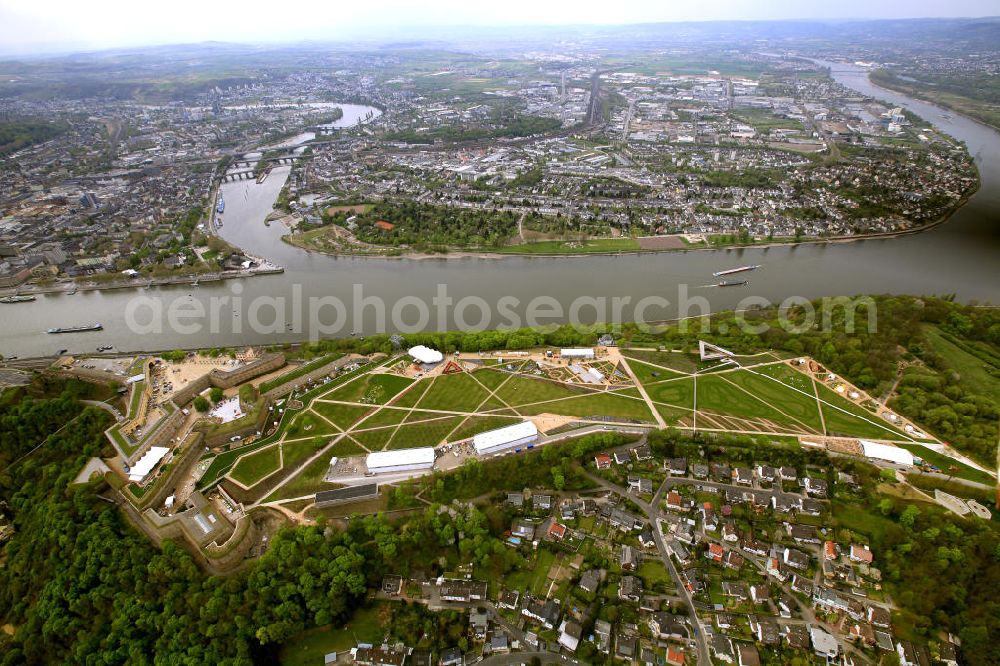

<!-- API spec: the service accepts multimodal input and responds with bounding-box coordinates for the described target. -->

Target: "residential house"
[867,605,891,629]
[756,465,776,484]
[579,569,604,595]
[723,550,745,570]
[438,647,463,666]
[788,524,820,545]
[632,443,653,461]
[506,492,524,508]
[810,625,840,659]
[799,497,823,515]
[734,467,754,486]
[439,580,487,603]
[706,543,725,562]
[804,477,828,497]
[613,450,632,465]
[498,590,519,611]
[534,495,552,511]
[619,575,642,602]
[558,620,583,653]
[783,547,810,570]
[850,544,874,564]
[784,625,809,650]
[592,619,612,654]
[666,646,686,666]
[779,466,797,482]
[620,545,640,571]
[648,612,688,641]
[512,520,536,540]
[522,597,560,629]
[691,463,709,479]
[736,642,760,666]
[469,612,488,639]
[667,457,687,475]
[750,584,770,605]
[750,617,781,646]
[595,454,612,470]
[548,522,567,540]
[354,646,411,666]
[616,635,638,662]
[711,635,735,664]
[628,476,653,494]
[669,541,691,564]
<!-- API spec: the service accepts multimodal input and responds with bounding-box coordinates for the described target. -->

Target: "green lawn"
[318,373,413,405]
[285,411,340,439]
[448,415,524,441]
[350,428,396,451]
[356,407,416,430]
[264,455,339,502]
[644,377,696,410]
[626,358,686,385]
[814,384,909,440]
[470,368,512,392]
[494,238,641,254]
[229,445,281,487]
[415,373,493,412]
[637,559,673,589]
[655,404,691,425]
[312,402,371,430]
[725,370,825,431]
[696,374,816,431]
[387,381,430,408]
[518,392,655,422]
[622,349,699,374]
[279,604,386,666]
[494,374,583,407]
[281,438,328,471]
[384,416,467,449]
[923,325,1000,397]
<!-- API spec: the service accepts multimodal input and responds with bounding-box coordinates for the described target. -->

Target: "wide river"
[2,70,998,357]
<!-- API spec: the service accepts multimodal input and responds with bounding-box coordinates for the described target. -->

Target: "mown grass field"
[229,445,281,487]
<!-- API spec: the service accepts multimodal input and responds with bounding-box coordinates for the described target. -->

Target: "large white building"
[473,421,539,456]
[859,440,914,466]
[366,447,436,474]
[560,348,595,359]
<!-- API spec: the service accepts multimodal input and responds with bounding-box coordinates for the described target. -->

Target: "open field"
[229,445,281,487]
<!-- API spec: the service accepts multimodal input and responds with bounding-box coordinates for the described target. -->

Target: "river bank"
[0,266,284,298]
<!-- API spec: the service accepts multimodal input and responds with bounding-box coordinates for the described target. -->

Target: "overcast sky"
[0,0,996,54]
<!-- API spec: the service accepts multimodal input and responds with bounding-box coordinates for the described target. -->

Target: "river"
[1,70,998,358]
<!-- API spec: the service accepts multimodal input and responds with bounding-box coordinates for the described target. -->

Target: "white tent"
[409,345,443,364]
[366,447,436,473]
[128,446,170,482]
[473,421,539,455]
[859,440,914,466]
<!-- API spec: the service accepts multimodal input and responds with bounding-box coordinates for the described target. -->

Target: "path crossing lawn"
[285,411,340,438]
[414,373,493,412]
[724,370,825,431]
[384,416,467,449]
[281,438,330,470]
[229,445,281,487]
[358,406,415,429]
[622,349,700,374]
[626,358,687,384]
[311,402,371,430]
[814,383,909,440]
[318,373,413,405]
[695,374,816,431]
[656,404,691,425]
[447,415,524,441]
[387,381,430,408]
[470,368,512,391]
[264,454,341,502]
[350,428,395,451]
[494,374,585,406]
[517,391,655,422]
[754,363,815,392]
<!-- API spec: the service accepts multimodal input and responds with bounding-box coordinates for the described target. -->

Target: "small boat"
[717,280,749,287]
[0,295,36,303]
[97,345,114,352]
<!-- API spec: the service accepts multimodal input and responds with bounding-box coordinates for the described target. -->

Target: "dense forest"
[343,201,521,249]
[0,119,68,155]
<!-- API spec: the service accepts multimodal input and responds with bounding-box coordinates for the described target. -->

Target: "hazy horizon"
[1,0,998,56]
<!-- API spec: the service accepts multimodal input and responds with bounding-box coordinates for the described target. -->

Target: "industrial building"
[473,421,539,456]
[859,440,914,466]
[366,447,436,474]
[315,483,379,508]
